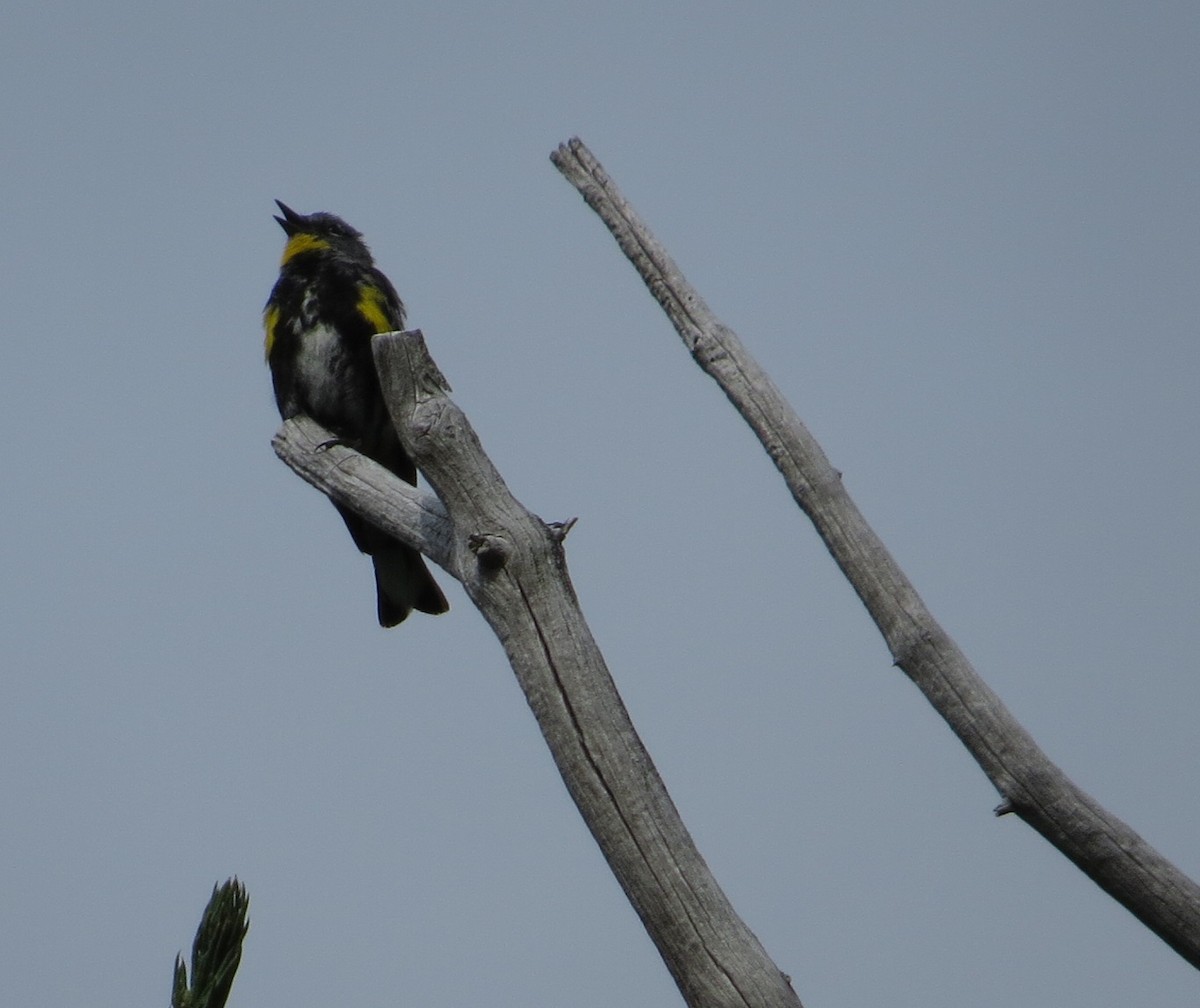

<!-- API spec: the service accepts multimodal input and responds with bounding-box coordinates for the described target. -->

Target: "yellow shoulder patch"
[356,284,395,334]
[263,304,280,359]
[280,233,330,265]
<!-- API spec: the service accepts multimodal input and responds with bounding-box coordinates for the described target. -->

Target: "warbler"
[264,200,449,626]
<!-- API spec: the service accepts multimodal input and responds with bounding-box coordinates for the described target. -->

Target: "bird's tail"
[372,542,450,628]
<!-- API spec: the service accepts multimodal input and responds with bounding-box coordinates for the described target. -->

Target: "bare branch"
[273,331,804,1008]
[551,136,1200,967]
[272,416,454,572]
[371,328,801,1008]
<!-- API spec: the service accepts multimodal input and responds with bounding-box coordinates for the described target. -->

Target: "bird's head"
[273,200,373,264]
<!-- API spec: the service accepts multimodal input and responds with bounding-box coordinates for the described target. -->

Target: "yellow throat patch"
[280,233,331,265]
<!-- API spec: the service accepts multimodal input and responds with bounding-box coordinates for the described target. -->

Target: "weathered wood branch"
[550,136,1200,968]
[273,331,803,1008]
[271,416,454,571]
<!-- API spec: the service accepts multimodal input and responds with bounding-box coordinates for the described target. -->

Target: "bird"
[264,200,449,626]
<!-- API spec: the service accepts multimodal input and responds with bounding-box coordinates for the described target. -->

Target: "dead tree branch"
[273,331,803,1008]
[550,135,1200,968]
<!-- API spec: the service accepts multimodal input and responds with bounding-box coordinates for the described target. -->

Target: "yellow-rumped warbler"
[264,200,448,626]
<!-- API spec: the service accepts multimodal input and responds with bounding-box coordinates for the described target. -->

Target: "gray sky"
[3,2,1198,1005]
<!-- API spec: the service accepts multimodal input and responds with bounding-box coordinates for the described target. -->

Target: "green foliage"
[172,879,249,1008]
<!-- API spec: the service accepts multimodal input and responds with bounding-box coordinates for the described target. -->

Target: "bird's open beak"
[273,199,303,236]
